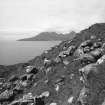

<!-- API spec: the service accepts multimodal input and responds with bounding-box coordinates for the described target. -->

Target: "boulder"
[93,42,102,49]
[67,45,76,55]
[80,40,93,48]
[90,48,103,59]
[80,54,96,64]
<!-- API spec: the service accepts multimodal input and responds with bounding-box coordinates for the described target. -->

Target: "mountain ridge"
[18,31,76,41]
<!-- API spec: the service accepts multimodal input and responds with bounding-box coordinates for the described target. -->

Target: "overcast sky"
[0,0,105,40]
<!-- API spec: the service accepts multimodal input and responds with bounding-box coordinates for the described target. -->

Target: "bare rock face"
[1,23,105,105]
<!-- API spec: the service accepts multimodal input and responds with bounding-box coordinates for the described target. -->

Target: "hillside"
[0,23,105,105]
[18,31,76,41]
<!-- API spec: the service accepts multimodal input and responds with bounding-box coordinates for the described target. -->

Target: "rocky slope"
[0,23,105,105]
[18,31,76,41]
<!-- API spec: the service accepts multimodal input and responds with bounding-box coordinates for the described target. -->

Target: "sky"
[0,0,105,40]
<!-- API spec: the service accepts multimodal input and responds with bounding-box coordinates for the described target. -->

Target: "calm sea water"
[0,41,60,65]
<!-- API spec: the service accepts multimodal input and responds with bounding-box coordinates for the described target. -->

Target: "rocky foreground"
[0,23,105,105]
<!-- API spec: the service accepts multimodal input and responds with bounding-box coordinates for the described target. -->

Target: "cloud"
[0,0,105,40]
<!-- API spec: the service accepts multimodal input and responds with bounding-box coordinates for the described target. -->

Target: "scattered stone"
[44,50,48,54]
[46,67,52,73]
[83,46,90,53]
[2,82,11,90]
[40,91,50,97]
[80,53,96,64]
[0,90,14,102]
[59,51,66,58]
[77,87,89,105]
[69,73,74,79]
[63,60,70,65]
[55,84,60,92]
[44,58,52,67]
[90,48,103,59]
[80,76,85,83]
[67,96,74,104]
[50,102,57,105]
[102,99,105,105]
[26,66,38,74]
[93,42,102,49]
[35,97,45,105]
[8,96,34,105]
[13,80,24,92]
[26,66,34,72]
[67,45,76,55]
[59,45,76,58]
[75,48,84,58]
[23,93,34,101]
[97,55,105,64]
[20,74,27,81]
[9,75,18,82]
[55,76,65,85]
[53,56,61,63]
[80,40,93,48]
[20,80,30,87]
[90,35,96,39]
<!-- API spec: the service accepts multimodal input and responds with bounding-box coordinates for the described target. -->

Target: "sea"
[0,41,60,65]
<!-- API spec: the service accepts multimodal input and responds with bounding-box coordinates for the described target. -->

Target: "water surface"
[0,41,60,65]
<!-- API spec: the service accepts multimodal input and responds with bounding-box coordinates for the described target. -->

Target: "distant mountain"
[18,31,76,41]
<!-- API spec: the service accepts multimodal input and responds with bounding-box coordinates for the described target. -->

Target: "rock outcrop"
[0,23,105,105]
